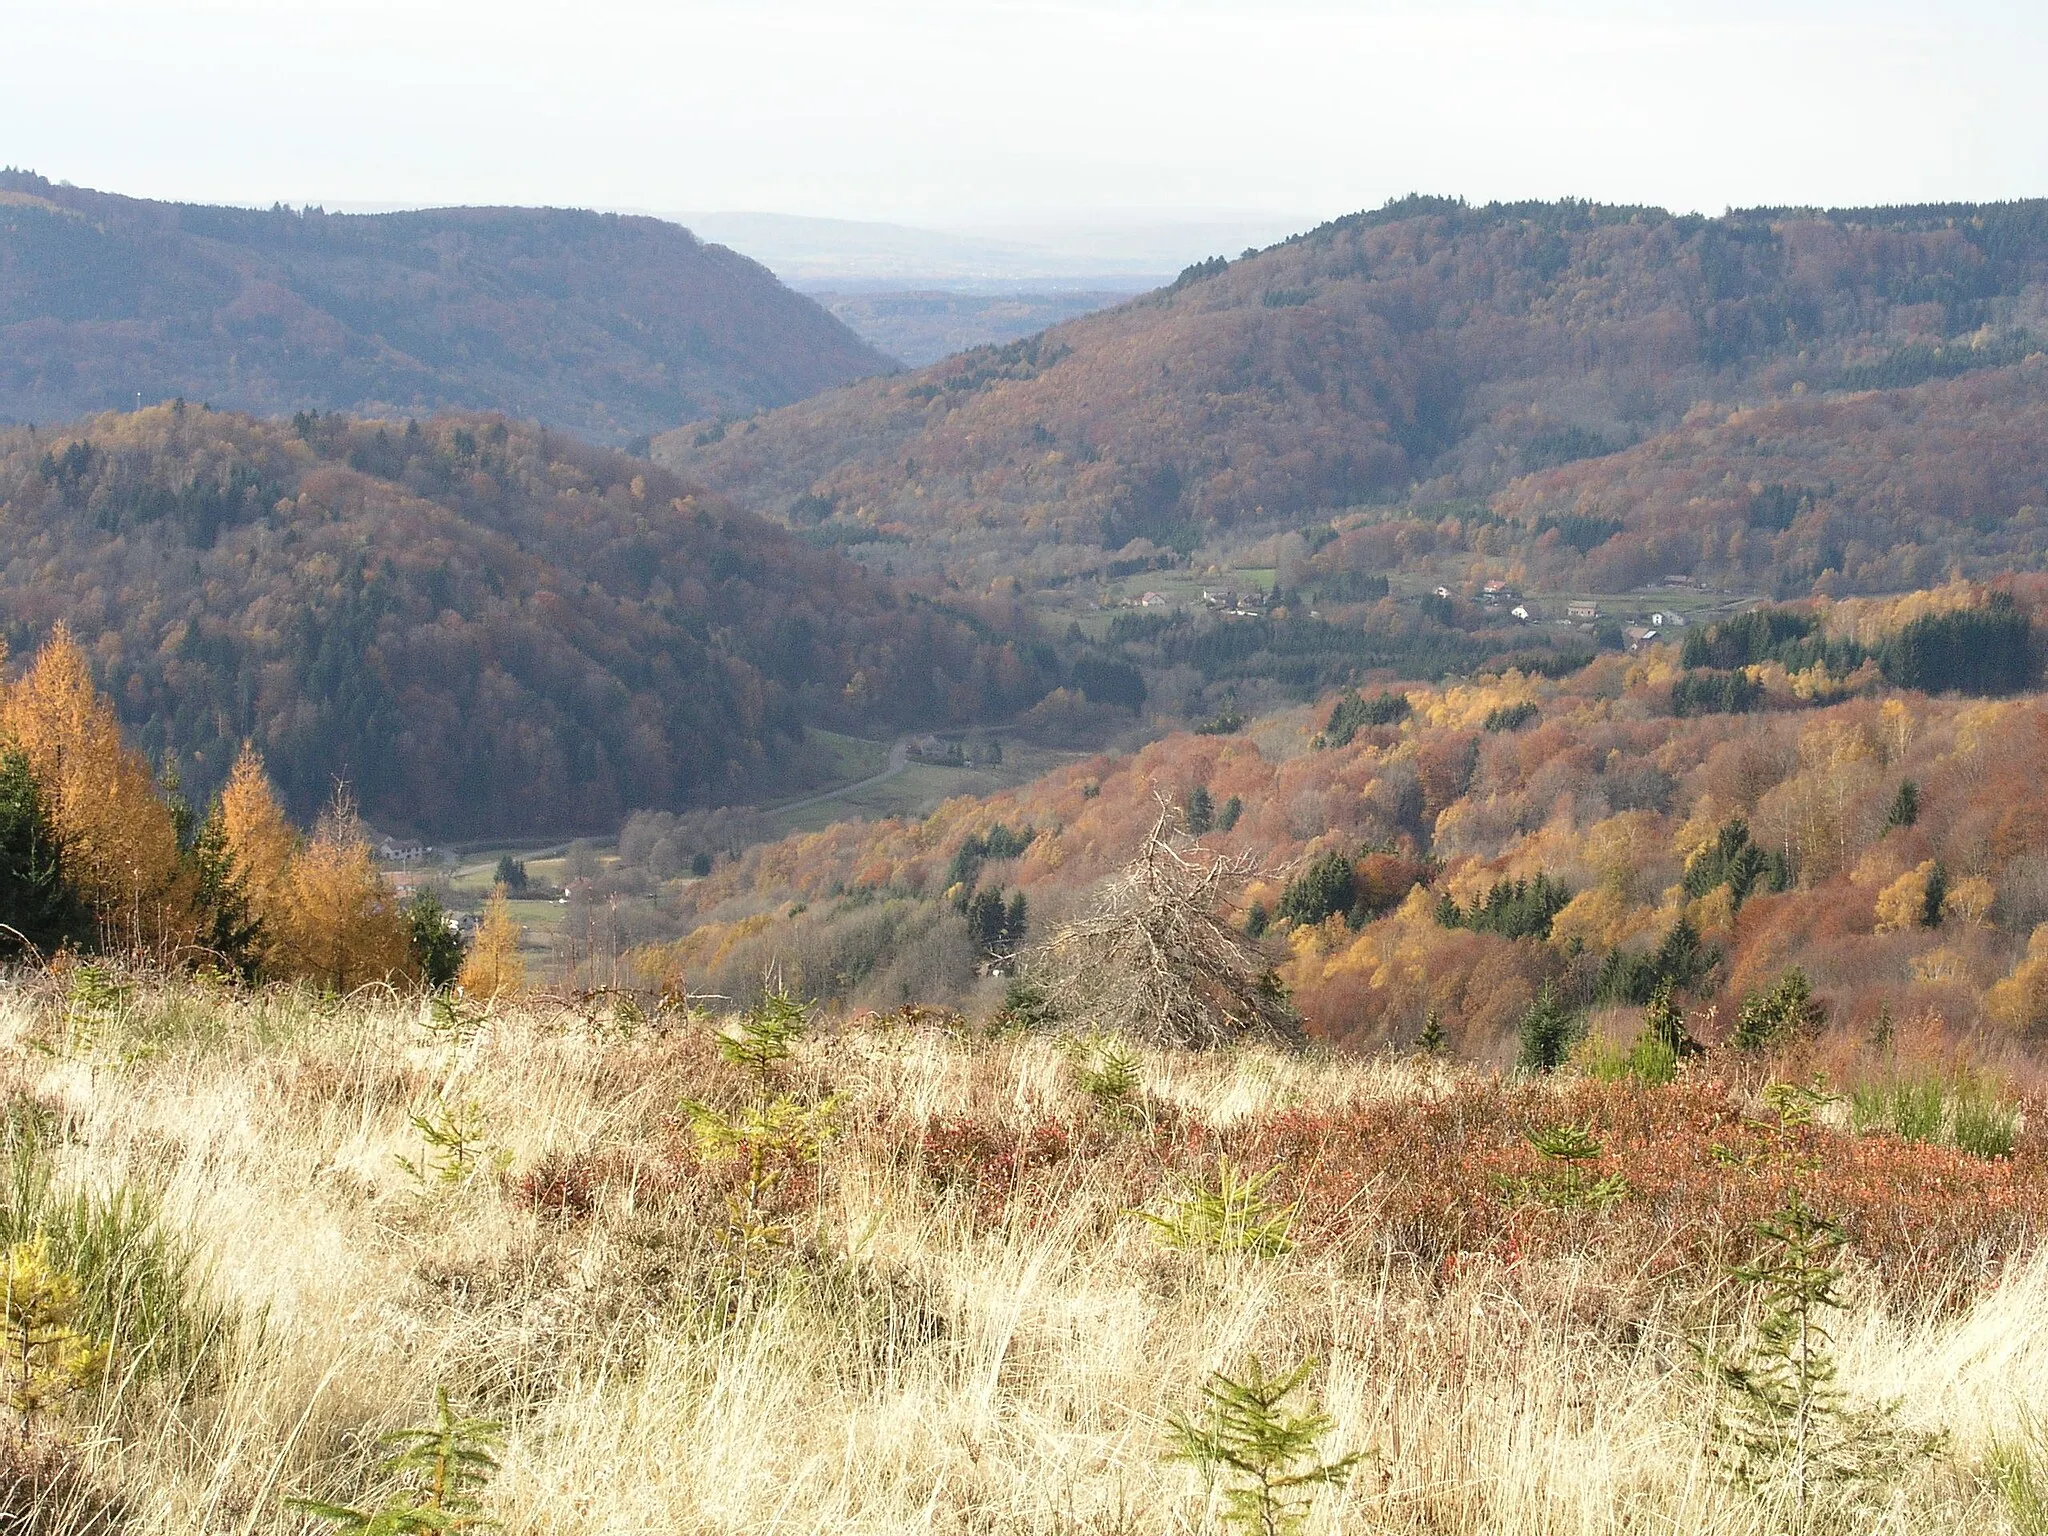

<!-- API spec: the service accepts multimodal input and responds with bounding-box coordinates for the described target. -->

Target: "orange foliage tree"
[0,627,188,950]
[277,794,413,991]
[459,885,525,1001]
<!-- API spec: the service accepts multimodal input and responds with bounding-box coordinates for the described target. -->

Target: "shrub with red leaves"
[514,1149,599,1222]
[1228,1074,2048,1302]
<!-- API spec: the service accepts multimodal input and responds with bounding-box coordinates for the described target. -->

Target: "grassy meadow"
[4,973,2048,1533]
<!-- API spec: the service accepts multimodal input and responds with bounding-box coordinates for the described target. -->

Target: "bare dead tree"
[1035,806,1302,1050]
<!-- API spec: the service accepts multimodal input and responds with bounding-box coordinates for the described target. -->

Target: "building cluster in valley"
[1449,577,1700,651]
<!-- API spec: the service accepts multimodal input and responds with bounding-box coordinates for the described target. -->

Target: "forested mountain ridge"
[0,170,892,444]
[0,404,1055,836]
[653,196,2048,585]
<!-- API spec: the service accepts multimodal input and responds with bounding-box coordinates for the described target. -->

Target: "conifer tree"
[0,627,185,945]
[459,885,524,1001]
[405,891,466,990]
[187,803,262,978]
[1709,1193,1931,1507]
[1,1237,104,1441]
[1516,980,1582,1073]
[217,745,301,976]
[0,746,87,961]
[1166,1356,1359,1536]
[282,794,412,991]
[292,1386,504,1533]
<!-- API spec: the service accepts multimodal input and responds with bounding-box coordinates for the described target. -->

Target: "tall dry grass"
[1,975,2046,1533]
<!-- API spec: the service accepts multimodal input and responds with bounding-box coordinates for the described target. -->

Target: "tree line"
[0,627,518,995]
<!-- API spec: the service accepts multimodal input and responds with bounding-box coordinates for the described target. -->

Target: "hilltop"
[0,171,892,444]
[654,197,2048,593]
[0,404,1054,836]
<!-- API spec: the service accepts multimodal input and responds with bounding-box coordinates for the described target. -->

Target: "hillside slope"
[654,197,2048,585]
[1491,359,2048,595]
[626,583,2048,1054]
[0,171,891,443]
[0,405,1054,836]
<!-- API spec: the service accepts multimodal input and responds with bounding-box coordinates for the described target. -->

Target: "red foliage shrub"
[513,1148,599,1222]
[1224,1074,2048,1302]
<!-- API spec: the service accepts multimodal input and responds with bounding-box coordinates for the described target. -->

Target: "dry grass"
[4,975,2048,1533]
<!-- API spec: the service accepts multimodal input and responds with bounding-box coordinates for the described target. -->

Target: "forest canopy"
[0,169,891,442]
[0,404,1057,835]
[655,196,2048,595]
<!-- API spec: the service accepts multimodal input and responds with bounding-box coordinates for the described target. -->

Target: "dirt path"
[770,736,911,814]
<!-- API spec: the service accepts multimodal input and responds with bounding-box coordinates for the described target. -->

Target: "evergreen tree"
[188,804,262,978]
[1516,981,1582,1073]
[1277,851,1355,927]
[1920,862,1948,928]
[0,746,87,960]
[1165,1356,1359,1536]
[1733,968,1827,1052]
[1644,978,1698,1057]
[1185,785,1215,835]
[405,890,466,990]
[1884,780,1919,831]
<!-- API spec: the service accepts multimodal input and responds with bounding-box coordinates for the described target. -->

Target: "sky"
[5,0,2046,238]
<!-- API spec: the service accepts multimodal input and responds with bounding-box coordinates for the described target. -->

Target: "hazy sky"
[6,0,2045,231]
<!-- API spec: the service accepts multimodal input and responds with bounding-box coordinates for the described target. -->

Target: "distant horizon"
[8,2,2044,230]
[19,169,2048,291]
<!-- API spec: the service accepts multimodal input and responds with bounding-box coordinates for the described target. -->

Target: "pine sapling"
[1139,1158,1295,1258]
[715,987,811,1086]
[1708,1193,1932,1510]
[1416,1007,1447,1057]
[1,1238,104,1442]
[396,1099,506,1189]
[292,1386,504,1533]
[1067,1033,1143,1124]
[1165,1355,1359,1536]
[420,992,488,1049]
[1502,1123,1630,1210]
[682,1095,840,1260]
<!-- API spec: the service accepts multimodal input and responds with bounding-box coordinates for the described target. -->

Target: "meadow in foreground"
[4,973,2048,1535]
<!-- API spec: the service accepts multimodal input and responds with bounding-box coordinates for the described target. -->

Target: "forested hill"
[0,404,1055,837]
[653,196,2048,568]
[0,170,892,444]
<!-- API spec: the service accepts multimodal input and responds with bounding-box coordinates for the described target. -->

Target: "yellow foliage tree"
[1943,874,1996,929]
[1874,862,1935,933]
[217,745,300,973]
[1988,926,2048,1037]
[279,796,413,991]
[0,627,187,948]
[459,884,525,1001]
